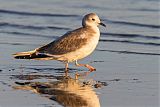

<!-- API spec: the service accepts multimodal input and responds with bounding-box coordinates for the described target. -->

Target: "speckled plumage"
[36,27,96,55]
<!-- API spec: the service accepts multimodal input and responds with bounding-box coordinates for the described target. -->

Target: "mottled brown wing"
[36,27,88,55]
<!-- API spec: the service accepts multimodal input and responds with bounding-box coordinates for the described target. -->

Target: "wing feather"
[37,27,89,55]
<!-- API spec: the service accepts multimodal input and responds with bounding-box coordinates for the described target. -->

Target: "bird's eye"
[92,18,95,21]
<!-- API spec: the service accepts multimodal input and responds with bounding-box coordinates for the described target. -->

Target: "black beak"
[99,22,106,27]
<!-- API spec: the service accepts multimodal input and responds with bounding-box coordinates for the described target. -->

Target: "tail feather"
[13,50,36,59]
[13,50,55,60]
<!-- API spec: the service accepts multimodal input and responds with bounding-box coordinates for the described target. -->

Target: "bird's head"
[82,13,106,28]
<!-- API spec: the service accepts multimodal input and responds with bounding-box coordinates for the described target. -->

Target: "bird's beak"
[99,22,106,27]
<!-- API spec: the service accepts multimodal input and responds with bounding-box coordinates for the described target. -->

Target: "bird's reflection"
[13,72,100,107]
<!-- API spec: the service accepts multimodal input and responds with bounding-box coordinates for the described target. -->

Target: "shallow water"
[0,0,159,107]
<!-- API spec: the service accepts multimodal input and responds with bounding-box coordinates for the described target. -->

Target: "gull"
[13,13,106,74]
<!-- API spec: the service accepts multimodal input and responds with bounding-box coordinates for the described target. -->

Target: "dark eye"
[92,18,95,21]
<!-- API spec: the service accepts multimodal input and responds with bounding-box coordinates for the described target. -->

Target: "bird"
[13,13,106,75]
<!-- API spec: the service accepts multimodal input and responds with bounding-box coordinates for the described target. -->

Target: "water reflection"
[13,73,101,107]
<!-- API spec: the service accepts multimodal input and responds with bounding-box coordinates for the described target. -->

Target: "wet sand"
[0,45,159,107]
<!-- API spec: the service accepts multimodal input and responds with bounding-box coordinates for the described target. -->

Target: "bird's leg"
[75,60,96,72]
[65,62,69,76]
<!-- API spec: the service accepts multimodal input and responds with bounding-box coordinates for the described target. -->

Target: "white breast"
[62,36,99,62]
